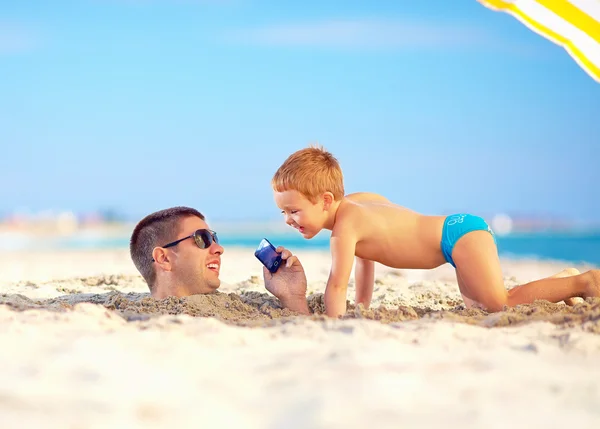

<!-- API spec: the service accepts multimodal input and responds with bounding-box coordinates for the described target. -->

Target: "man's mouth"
[206,263,220,273]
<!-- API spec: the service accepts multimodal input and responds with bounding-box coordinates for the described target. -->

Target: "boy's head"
[272,144,344,238]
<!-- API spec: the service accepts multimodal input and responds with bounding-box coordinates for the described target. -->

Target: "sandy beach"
[1,247,599,429]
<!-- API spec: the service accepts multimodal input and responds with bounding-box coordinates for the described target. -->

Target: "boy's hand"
[263,246,310,315]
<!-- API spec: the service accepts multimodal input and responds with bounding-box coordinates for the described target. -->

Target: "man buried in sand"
[271,145,600,318]
[129,206,311,314]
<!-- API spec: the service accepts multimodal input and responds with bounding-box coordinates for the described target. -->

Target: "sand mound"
[2,289,599,333]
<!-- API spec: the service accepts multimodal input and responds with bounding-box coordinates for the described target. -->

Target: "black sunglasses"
[152,229,219,262]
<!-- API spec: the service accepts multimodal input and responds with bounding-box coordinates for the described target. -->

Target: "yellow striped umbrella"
[478,0,600,83]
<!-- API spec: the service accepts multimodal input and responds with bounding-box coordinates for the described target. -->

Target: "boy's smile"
[274,190,326,239]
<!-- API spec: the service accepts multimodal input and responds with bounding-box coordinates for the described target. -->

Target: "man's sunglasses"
[152,229,219,262]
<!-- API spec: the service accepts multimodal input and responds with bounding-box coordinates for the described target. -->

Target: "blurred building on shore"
[0,208,132,238]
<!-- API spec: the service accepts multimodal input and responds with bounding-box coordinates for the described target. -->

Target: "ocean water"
[3,230,599,267]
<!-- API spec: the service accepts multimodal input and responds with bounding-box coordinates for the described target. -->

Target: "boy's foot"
[582,269,600,300]
[551,268,581,305]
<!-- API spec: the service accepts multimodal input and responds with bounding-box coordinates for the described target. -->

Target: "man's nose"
[210,241,224,255]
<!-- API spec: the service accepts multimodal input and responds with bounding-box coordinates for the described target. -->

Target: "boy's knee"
[481,292,509,313]
[485,301,507,313]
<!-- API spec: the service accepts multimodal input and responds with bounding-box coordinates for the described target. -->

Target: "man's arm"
[354,257,374,308]
[324,231,357,318]
[263,247,310,315]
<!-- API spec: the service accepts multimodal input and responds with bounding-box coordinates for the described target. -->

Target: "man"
[129,206,310,314]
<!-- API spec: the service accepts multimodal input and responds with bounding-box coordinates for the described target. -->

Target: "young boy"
[271,145,600,318]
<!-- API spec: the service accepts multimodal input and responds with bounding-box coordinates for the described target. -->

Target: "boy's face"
[274,190,327,239]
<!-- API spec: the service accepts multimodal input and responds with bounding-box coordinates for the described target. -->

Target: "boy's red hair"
[272,144,345,202]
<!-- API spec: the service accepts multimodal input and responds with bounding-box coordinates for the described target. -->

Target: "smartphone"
[254,238,282,273]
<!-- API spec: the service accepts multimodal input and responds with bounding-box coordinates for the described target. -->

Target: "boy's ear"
[322,192,334,209]
[152,247,173,272]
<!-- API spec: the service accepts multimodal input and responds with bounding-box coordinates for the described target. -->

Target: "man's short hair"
[271,144,345,202]
[130,206,205,291]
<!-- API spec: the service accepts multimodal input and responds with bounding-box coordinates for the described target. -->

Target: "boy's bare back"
[336,192,447,269]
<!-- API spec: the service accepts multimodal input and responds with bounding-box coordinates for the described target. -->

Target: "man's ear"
[322,192,334,210]
[152,247,173,272]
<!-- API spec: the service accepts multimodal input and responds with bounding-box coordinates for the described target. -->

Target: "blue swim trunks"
[441,214,496,268]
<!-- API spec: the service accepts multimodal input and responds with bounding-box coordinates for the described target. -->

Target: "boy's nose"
[284,214,294,226]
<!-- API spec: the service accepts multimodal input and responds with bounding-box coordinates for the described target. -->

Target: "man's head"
[272,144,344,238]
[130,206,224,298]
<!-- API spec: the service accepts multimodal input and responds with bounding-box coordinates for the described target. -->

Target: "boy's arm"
[324,231,357,318]
[354,257,374,308]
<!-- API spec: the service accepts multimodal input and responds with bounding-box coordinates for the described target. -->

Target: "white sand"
[1,248,599,429]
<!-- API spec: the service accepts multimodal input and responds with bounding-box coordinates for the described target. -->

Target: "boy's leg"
[550,268,581,305]
[452,234,506,311]
[457,267,582,309]
[455,270,486,309]
[452,231,600,312]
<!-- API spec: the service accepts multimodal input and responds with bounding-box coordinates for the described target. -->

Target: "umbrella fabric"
[478,0,600,83]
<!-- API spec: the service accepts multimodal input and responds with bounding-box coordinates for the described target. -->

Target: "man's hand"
[263,246,310,315]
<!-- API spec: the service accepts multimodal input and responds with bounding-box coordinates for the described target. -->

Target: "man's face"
[274,190,326,239]
[169,215,224,294]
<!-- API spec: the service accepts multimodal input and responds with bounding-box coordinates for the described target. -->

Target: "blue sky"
[1,0,599,225]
